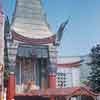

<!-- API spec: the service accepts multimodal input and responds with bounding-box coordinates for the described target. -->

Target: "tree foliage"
[88,44,100,93]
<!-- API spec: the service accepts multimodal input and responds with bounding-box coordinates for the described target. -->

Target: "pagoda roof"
[11,0,55,40]
[12,30,56,45]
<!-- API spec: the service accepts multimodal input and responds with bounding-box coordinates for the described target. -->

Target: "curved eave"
[11,30,56,45]
[57,60,83,68]
[57,63,81,68]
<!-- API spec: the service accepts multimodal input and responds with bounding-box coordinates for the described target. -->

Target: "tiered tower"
[8,0,57,92]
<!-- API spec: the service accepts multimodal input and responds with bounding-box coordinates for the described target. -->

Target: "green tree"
[88,44,100,93]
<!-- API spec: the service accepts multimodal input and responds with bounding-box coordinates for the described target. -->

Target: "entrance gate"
[7,73,100,100]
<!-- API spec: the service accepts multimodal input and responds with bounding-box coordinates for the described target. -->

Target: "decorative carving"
[23,80,36,93]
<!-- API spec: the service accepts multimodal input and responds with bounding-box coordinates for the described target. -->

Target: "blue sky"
[2,0,100,56]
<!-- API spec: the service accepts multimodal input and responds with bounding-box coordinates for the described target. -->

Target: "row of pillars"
[7,69,56,100]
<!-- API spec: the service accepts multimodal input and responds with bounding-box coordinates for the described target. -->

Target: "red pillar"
[48,66,56,100]
[7,72,15,100]
[48,74,56,100]
[48,74,56,88]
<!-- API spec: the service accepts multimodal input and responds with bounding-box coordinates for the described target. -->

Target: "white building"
[56,56,81,88]
[56,56,91,88]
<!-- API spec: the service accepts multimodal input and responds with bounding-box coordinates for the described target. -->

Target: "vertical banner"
[0,12,4,68]
[0,11,5,99]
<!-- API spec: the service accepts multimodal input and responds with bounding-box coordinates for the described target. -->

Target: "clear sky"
[2,0,100,56]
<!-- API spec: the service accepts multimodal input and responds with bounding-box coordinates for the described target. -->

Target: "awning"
[17,46,48,58]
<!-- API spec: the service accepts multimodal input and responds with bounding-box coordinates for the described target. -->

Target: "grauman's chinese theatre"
[3,0,100,100]
[5,0,68,100]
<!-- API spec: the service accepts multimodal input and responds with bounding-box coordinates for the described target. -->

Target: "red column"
[48,74,56,100]
[7,72,15,100]
[48,74,56,88]
[48,65,57,100]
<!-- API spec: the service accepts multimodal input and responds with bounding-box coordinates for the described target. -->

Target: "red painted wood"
[50,97,55,100]
[11,30,56,45]
[57,59,84,68]
[48,74,56,100]
[48,75,56,88]
[7,72,15,100]
[15,87,100,96]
